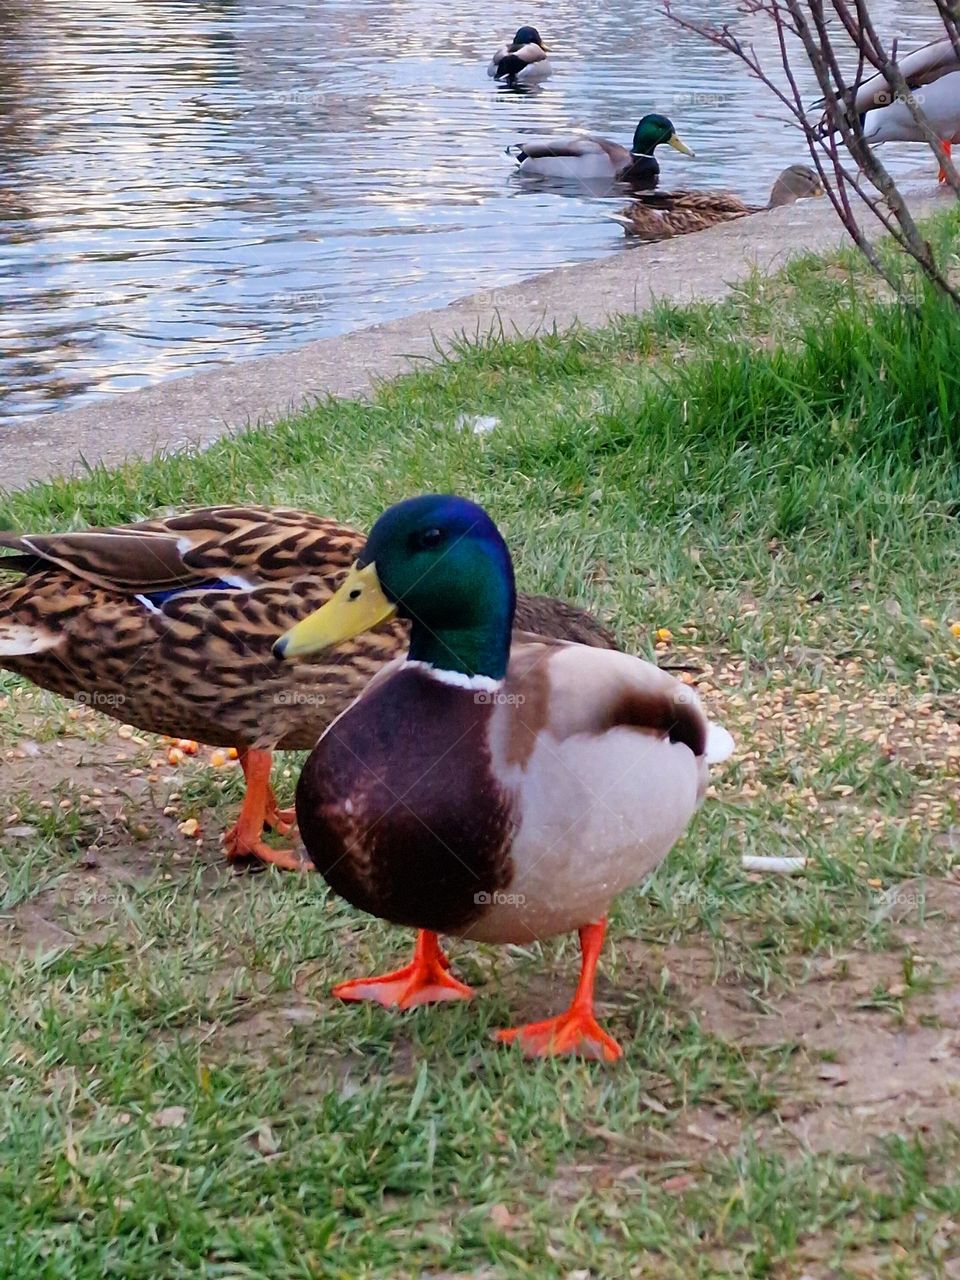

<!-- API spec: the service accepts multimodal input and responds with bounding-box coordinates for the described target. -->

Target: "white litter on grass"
[742,856,808,875]
[453,413,500,435]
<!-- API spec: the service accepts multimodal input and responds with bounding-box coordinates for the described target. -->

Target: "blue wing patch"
[136,579,240,613]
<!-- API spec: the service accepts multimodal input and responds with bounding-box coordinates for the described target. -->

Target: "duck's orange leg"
[939,139,952,183]
[332,929,474,1009]
[495,919,622,1062]
[263,784,296,837]
[222,748,308,872]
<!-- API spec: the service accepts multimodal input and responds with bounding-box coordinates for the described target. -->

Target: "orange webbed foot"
[264,798,297,837]
[332,930,474,1009]
[495,1008,622,1062]
[222,748,310,871]
[222,827,311,873]
[495,919,622,1062]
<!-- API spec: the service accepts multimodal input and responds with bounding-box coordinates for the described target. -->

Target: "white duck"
[845,38,960,180]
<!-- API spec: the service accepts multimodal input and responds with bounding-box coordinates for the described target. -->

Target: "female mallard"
[274,495,732,1061]
[488,25,550,85]
[610,164,824,240]
[509,113,694,184]
[821,37,960,180]
[0,506,616,872]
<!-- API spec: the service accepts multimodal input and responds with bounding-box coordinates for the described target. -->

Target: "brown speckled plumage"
[613,164,823,240]
[0,505,616,751]
[0,505,616,866]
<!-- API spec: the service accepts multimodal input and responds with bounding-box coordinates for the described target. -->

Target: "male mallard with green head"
[275,495,732,1060]
[510,113,694,184]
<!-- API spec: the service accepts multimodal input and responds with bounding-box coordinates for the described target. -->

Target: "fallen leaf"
[685,1123,719,1146]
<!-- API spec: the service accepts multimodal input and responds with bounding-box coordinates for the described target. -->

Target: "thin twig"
[662,0,960,307]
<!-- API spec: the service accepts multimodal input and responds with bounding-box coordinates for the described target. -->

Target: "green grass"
[1,222,960,1277]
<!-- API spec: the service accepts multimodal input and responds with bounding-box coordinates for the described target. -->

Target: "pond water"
[0,0,947,423]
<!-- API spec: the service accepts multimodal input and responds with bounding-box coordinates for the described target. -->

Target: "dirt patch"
[3,675,960,1174]
[658,880,960,1156]
[0,692,241,954]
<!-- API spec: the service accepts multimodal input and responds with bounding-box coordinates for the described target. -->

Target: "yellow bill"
[668,133,695,157]
[273,562,396,660]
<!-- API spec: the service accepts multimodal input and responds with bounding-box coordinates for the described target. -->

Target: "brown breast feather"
[296,666,517,933]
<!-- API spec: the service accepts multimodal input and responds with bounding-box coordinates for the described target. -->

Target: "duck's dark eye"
[348,588,362,600]
[414,527,444,551]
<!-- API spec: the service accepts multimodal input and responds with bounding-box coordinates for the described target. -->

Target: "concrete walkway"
[1,189,944,492]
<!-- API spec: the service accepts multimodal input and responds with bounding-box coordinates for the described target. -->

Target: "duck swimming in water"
[509,113,694,185]
[488,25,551,85]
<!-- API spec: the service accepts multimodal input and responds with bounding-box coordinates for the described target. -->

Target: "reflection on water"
[0,0,947,423]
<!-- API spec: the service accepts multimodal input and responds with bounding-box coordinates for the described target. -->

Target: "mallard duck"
[273,495,733,1060]
[488,26,550,85]
[609,164,824,240]
[821,37,960,180]
[0,506,617,872]
[509,113,694,184]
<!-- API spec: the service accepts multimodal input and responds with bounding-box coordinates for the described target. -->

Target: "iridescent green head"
[275,496,517,681]
[631,114,695,158]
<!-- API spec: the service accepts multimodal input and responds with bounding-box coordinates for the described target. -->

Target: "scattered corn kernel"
[177,818,200,838]
[655,628,673,643]
[210,750,228,768]
[167,747,184,766]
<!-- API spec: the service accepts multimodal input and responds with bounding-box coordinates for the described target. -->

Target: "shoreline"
[1,188,944,493]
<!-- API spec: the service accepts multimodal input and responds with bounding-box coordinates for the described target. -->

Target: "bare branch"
[662,0,960,307]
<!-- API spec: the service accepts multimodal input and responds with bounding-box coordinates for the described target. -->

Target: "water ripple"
[0,0,946,421]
